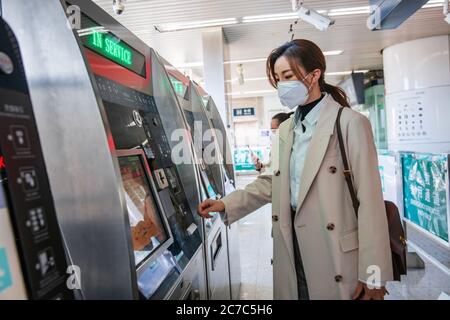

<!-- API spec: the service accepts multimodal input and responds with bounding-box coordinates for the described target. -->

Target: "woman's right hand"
[197,199,225,219]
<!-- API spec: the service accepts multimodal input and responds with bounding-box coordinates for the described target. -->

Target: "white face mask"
[277,74,312,109]
[270,128,278,139]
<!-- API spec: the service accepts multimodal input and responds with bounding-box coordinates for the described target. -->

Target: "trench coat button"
[326,223,335,231]
[274,169,280,176]
[270,259,273,265]
[272,215,279,222]
[335,275,343,283]
[328,166,337,174]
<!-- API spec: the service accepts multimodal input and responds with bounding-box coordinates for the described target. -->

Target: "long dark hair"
[266,39,350,108]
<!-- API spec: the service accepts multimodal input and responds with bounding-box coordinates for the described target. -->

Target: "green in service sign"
[88,31,132,67]
[79,12,146,76]
[401,152,449,242]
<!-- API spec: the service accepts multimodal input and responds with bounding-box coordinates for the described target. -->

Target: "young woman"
[198,39,393,300]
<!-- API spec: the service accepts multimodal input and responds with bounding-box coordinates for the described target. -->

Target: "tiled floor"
[235,174,450,300]
[236,175,273,300]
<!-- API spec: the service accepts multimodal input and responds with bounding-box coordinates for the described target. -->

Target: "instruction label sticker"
[0,247,13,292]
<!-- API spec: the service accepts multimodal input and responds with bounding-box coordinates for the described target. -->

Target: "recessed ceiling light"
[155,18,238,32]
[325,70,369,76]
[224,58,267,64]
[323,50,344,56]
[422,0,445,8]
[77,26,108,37]
[327,6,371,16]
[242,6,375,23]
[226,89,276,96]
[242,13,300,23]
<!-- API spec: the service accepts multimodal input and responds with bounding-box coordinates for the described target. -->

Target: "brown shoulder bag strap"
[336,107,360,217]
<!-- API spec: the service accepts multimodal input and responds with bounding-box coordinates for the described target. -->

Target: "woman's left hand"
[352,281,388,300]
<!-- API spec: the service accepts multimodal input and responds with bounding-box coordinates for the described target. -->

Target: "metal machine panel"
[150,50,205,232]
[92,77,203,266]
[189,84,231,300]
[206,97,236,184]
[2,0,136,299]
[204,97,241,300]
[149,51,208,300]
[189,84,226,199]
[205,222,231,300]
[0,16,74,300]
[166,65,231,300]
[225,223,241,300]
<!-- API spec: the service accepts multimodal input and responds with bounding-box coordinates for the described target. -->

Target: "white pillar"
[202,28,228,126]
[383,35,450,153]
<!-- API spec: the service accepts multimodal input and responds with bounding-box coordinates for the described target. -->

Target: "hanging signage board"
[233,107,255,117]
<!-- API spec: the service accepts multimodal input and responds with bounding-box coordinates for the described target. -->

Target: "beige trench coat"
[221,95,393,300]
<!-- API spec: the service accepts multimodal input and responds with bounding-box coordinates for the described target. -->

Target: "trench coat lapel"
[295,95,340,217]
[278,116,296,270]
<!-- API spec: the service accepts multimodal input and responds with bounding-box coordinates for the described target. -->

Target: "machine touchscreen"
[118,153,170,266]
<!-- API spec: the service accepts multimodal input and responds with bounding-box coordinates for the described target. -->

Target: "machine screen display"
[169,76,188,99]
[78,13,146,77]
[118,155,168,266]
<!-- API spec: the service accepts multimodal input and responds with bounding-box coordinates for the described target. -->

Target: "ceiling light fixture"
[77,26,108,37]
[324,50,344,56]
[422,0,445,9]
[155,18,238,32]
[242,6,372,24]
[325,70,369,76]
[242,13,298,23]
[226,89,277,96]
[327,6,371,17]
[224,57,267,64]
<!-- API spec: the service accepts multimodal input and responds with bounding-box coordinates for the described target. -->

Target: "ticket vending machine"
[0,17,74,300]
[166,65,232,300]
[67,0,207,299]
[176,76,231,300]
[203,95,241,300]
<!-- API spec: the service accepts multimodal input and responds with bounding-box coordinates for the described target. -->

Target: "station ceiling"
[92,0,450,98]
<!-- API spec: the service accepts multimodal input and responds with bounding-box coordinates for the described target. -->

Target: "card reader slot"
[210,229,223,271]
